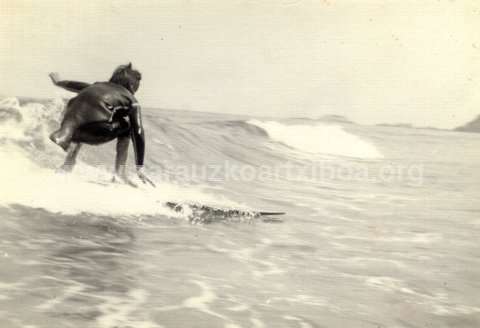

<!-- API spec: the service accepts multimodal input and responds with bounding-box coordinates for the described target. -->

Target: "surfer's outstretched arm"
[49,72,90,93]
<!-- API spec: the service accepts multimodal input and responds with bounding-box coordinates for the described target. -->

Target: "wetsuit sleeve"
[129,103,145,167]
[54,80,91,93]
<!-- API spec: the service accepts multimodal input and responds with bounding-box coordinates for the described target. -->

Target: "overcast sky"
[1,0,479,128]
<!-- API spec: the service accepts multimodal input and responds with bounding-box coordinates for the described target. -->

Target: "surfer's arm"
[129,103,145,168]
[128,103,155,187]
[49,72,90,93]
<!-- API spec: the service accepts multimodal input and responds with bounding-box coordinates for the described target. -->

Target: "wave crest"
[248,120,382,159]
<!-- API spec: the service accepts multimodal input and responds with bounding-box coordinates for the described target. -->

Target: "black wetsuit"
[51,81,145,166]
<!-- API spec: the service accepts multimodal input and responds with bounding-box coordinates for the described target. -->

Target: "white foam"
[0,145,239,218]
[0,97,64,142]
[248,120,383,159]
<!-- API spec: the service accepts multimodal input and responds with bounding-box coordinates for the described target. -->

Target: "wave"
[0,97,243,218]
[0,96,383,218]
[248,120,383,159]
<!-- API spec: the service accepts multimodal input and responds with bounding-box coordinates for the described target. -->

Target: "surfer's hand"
[137,167,156,187]
[49,72,61,85]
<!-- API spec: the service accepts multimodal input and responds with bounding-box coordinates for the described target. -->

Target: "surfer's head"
[109,63,142,94]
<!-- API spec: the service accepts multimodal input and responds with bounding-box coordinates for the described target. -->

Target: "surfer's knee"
[50,129,72,151]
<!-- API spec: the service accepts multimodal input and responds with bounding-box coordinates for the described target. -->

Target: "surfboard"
[84,179,285,222]
[165,202,285,223]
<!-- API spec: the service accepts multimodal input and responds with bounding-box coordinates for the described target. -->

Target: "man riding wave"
[49,63,154,186]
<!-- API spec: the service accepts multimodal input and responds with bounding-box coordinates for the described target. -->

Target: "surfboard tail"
[258,211,286,216]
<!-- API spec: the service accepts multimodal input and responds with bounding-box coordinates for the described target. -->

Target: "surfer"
[49,63,154,186]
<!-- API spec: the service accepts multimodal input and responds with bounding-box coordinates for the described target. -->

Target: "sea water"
[0,97,479,328]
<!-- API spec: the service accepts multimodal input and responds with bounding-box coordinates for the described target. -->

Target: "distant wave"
[248,120,383,159]
[201,119,268,137]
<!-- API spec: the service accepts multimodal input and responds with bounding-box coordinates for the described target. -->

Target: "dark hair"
[109,62,142,93]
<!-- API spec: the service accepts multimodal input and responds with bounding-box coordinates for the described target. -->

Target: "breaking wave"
[0,97,243,218]
[248,120,383,159]
[0,97,382,218]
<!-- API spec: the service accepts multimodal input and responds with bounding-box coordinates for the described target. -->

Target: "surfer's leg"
[51,98,114,151]
[58,143,82,172]
[112,133,137,187]
[115,134,130,177]
[50,121,76,151]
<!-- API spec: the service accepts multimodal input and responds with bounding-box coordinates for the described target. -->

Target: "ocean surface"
[0,97,479,328]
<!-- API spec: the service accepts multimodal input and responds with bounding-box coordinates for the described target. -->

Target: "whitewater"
[1,97,479,328]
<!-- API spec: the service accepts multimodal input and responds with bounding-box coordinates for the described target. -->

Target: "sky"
[1,0,480,129]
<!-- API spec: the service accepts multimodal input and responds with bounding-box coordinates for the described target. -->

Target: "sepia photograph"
[0,1,479,327]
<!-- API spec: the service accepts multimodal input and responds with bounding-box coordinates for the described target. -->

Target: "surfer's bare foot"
[60,163,74,172]
[137,167,156,187]
[112,174,138,188]
[55,164,73,174]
